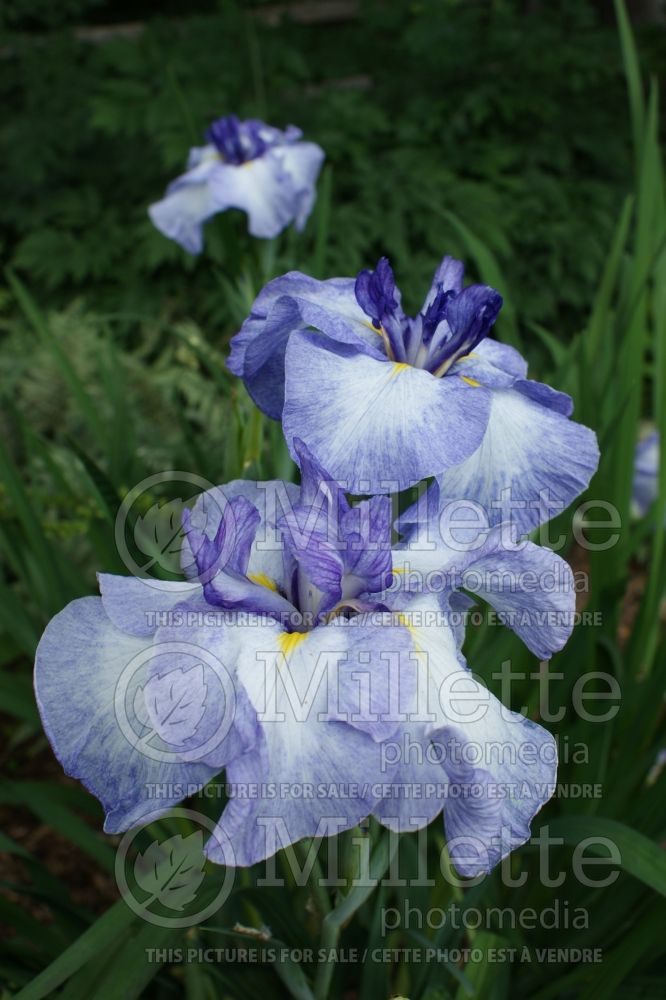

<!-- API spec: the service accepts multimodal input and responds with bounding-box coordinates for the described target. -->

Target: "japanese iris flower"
[35,443,574,876]
[229,256,599,534]
[148,114,325,254]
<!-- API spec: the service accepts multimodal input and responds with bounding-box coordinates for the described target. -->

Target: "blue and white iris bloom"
[229,256,599,533]
[35,444,573,875]
[632,430,660,517]
[148,115,325,253]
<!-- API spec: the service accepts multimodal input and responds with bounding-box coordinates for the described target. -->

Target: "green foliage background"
[2,0,663,328]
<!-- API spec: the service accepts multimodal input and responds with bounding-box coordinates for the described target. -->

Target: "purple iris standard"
[35,443,574,876]
[148,115,325,253]
[632,430,660,517]
[229,255,599,533]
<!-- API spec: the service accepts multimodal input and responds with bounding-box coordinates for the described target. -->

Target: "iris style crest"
[206,115,273,164]
[183,439,393,629]
[148,114,324,253]
[353,256,502,374]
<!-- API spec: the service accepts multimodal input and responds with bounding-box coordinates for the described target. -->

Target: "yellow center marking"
[457,352,479,362]
[396,612,422,652]
[248,572,278,592]
[460,375,481,387]
[364,320,384,336]
[392,566,406,574]
[396,612,417,637]
[277,631,308,658]
[390,362,411,378]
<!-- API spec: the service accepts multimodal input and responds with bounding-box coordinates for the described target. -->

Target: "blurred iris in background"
[149,114,324,253]
[632,430,661,518]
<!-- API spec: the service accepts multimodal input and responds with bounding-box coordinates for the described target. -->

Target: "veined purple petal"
[278,440,393,619]
[422,256,466,309]
[98,575,202,637]
[184,494,260,582]
[228,272,385,420]
[182,486,297,622]
[283,330,492,494]
[34,598,222,832]
[435,382,600,535]
[426,285,503,375]
[181,479,299,591]
[393,513,575,660]
[205,617,415,866]
[373,595,556,876]
[354,258,408,361]
[355,258,399,322]
[340,495,394,597]
[293,437,346,517]
[278,514,344,619]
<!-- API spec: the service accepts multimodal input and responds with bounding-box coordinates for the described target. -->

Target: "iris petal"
[206,619,414,865]
[271,142,325,230]
[208,157,299,239]
[434,383,599,535]
[393,519,575,660]
[148,152,222,255]
[181,479,299,590]
[98,575,201,637]
[373,595,556,877]
[283,330,492,494]
[228,272,384,419]
[34,598,222,832]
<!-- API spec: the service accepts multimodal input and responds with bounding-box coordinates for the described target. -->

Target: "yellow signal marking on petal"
[396,614,423,658]
[390,362,411,378]
[460,375,481,387]
[392,566,406,574]
[248,572,278,592]
[277,631,308,658]
[396,612,419,643]
[363,321,398,362]
[457,352,479,362]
